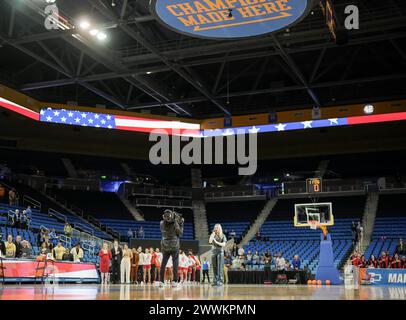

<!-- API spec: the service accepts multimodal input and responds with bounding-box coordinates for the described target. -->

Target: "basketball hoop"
[309,221,318,230]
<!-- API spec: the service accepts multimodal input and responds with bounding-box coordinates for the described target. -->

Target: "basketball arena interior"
[0,0,406,307]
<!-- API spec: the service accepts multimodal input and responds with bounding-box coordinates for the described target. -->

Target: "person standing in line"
[165,256,173,283]
[121,244,133,284]
[99,242,112,284]
[138,247,145,284]
[110,240,123,284]
[201,257,210,284]
[130,247,139,284]
[154,248,163,283]
[150,247,156,284]
[194,254,201,285]
[188,249,200,285]
[178,250,189,284]
[209,223,227,287]
[187,252,194,284]
[143,248,152,284]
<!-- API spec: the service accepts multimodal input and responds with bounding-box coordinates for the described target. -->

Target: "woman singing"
[209,223,227,287]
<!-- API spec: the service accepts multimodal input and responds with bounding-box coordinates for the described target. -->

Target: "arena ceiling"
[0,0,405,119]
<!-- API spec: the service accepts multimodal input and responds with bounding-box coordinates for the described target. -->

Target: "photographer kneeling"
[159,209,184,288]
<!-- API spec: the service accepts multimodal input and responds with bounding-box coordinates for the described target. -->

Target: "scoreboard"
[306,178,322,194]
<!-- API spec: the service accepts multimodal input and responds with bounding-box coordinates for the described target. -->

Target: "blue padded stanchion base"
[315,233,342,285]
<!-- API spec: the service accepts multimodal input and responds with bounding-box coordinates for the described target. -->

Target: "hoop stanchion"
[315,233,342,285]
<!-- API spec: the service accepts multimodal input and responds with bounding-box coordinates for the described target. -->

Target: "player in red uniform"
[351,251,361,267]
[391,253,402,269]
[379,251,390,268]
[368,254,379,268]
[359,255,368,268]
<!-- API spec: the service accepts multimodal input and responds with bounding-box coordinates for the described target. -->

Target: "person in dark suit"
[62,248,73,261]
[110,240,123,284]
[0,234,6,256]
[14,235,23,258]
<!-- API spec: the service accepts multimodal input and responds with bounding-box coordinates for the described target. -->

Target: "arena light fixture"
[96,32,107,41]
[363,104,374,114]
[79,20,90,30]
[89,29,99,36]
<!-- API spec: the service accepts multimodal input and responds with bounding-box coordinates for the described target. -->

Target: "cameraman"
[159,209,184,288]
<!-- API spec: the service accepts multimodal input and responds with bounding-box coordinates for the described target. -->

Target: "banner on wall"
[151,0,315,39]
[1,259,99,283]
[366,268,406,286]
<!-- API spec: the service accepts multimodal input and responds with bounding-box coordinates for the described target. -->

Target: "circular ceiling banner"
[151,0,315,40]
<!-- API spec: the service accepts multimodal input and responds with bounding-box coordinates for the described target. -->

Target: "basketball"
[325,280,331,285]
[307,280,312,285]
[312,280,317,285]
[317,280,322,285]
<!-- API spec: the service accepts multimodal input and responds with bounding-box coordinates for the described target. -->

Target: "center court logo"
[149,128,258,175]
[151,0,313,39]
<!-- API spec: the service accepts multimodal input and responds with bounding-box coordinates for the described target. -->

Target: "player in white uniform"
[165,256,173,284]
[178,250,189,284]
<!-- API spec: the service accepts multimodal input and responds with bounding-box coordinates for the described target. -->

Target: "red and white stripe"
[115,115,200,136]
[0,97,39,121]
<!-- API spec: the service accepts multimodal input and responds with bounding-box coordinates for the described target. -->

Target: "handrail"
[70,205,84,217]
[46,188,117,240]
[88,215,101,228]
[70,228,111,248]
[23,195,41,211]
[48,208,67,222]
[82,242,95,254]
[39,225,49,232]
[74,223,94,236]
[135,197,193,208]
[59,234,72,248]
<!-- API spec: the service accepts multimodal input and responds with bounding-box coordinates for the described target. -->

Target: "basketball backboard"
[294,202,334,227]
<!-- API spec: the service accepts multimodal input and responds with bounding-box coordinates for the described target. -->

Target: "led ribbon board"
[1,96,406,137]
[201,112,406,136]
[151,0,313,39]
[39,107,201,136]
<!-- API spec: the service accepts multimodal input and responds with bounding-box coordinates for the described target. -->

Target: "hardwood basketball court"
[0,284,404,300]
